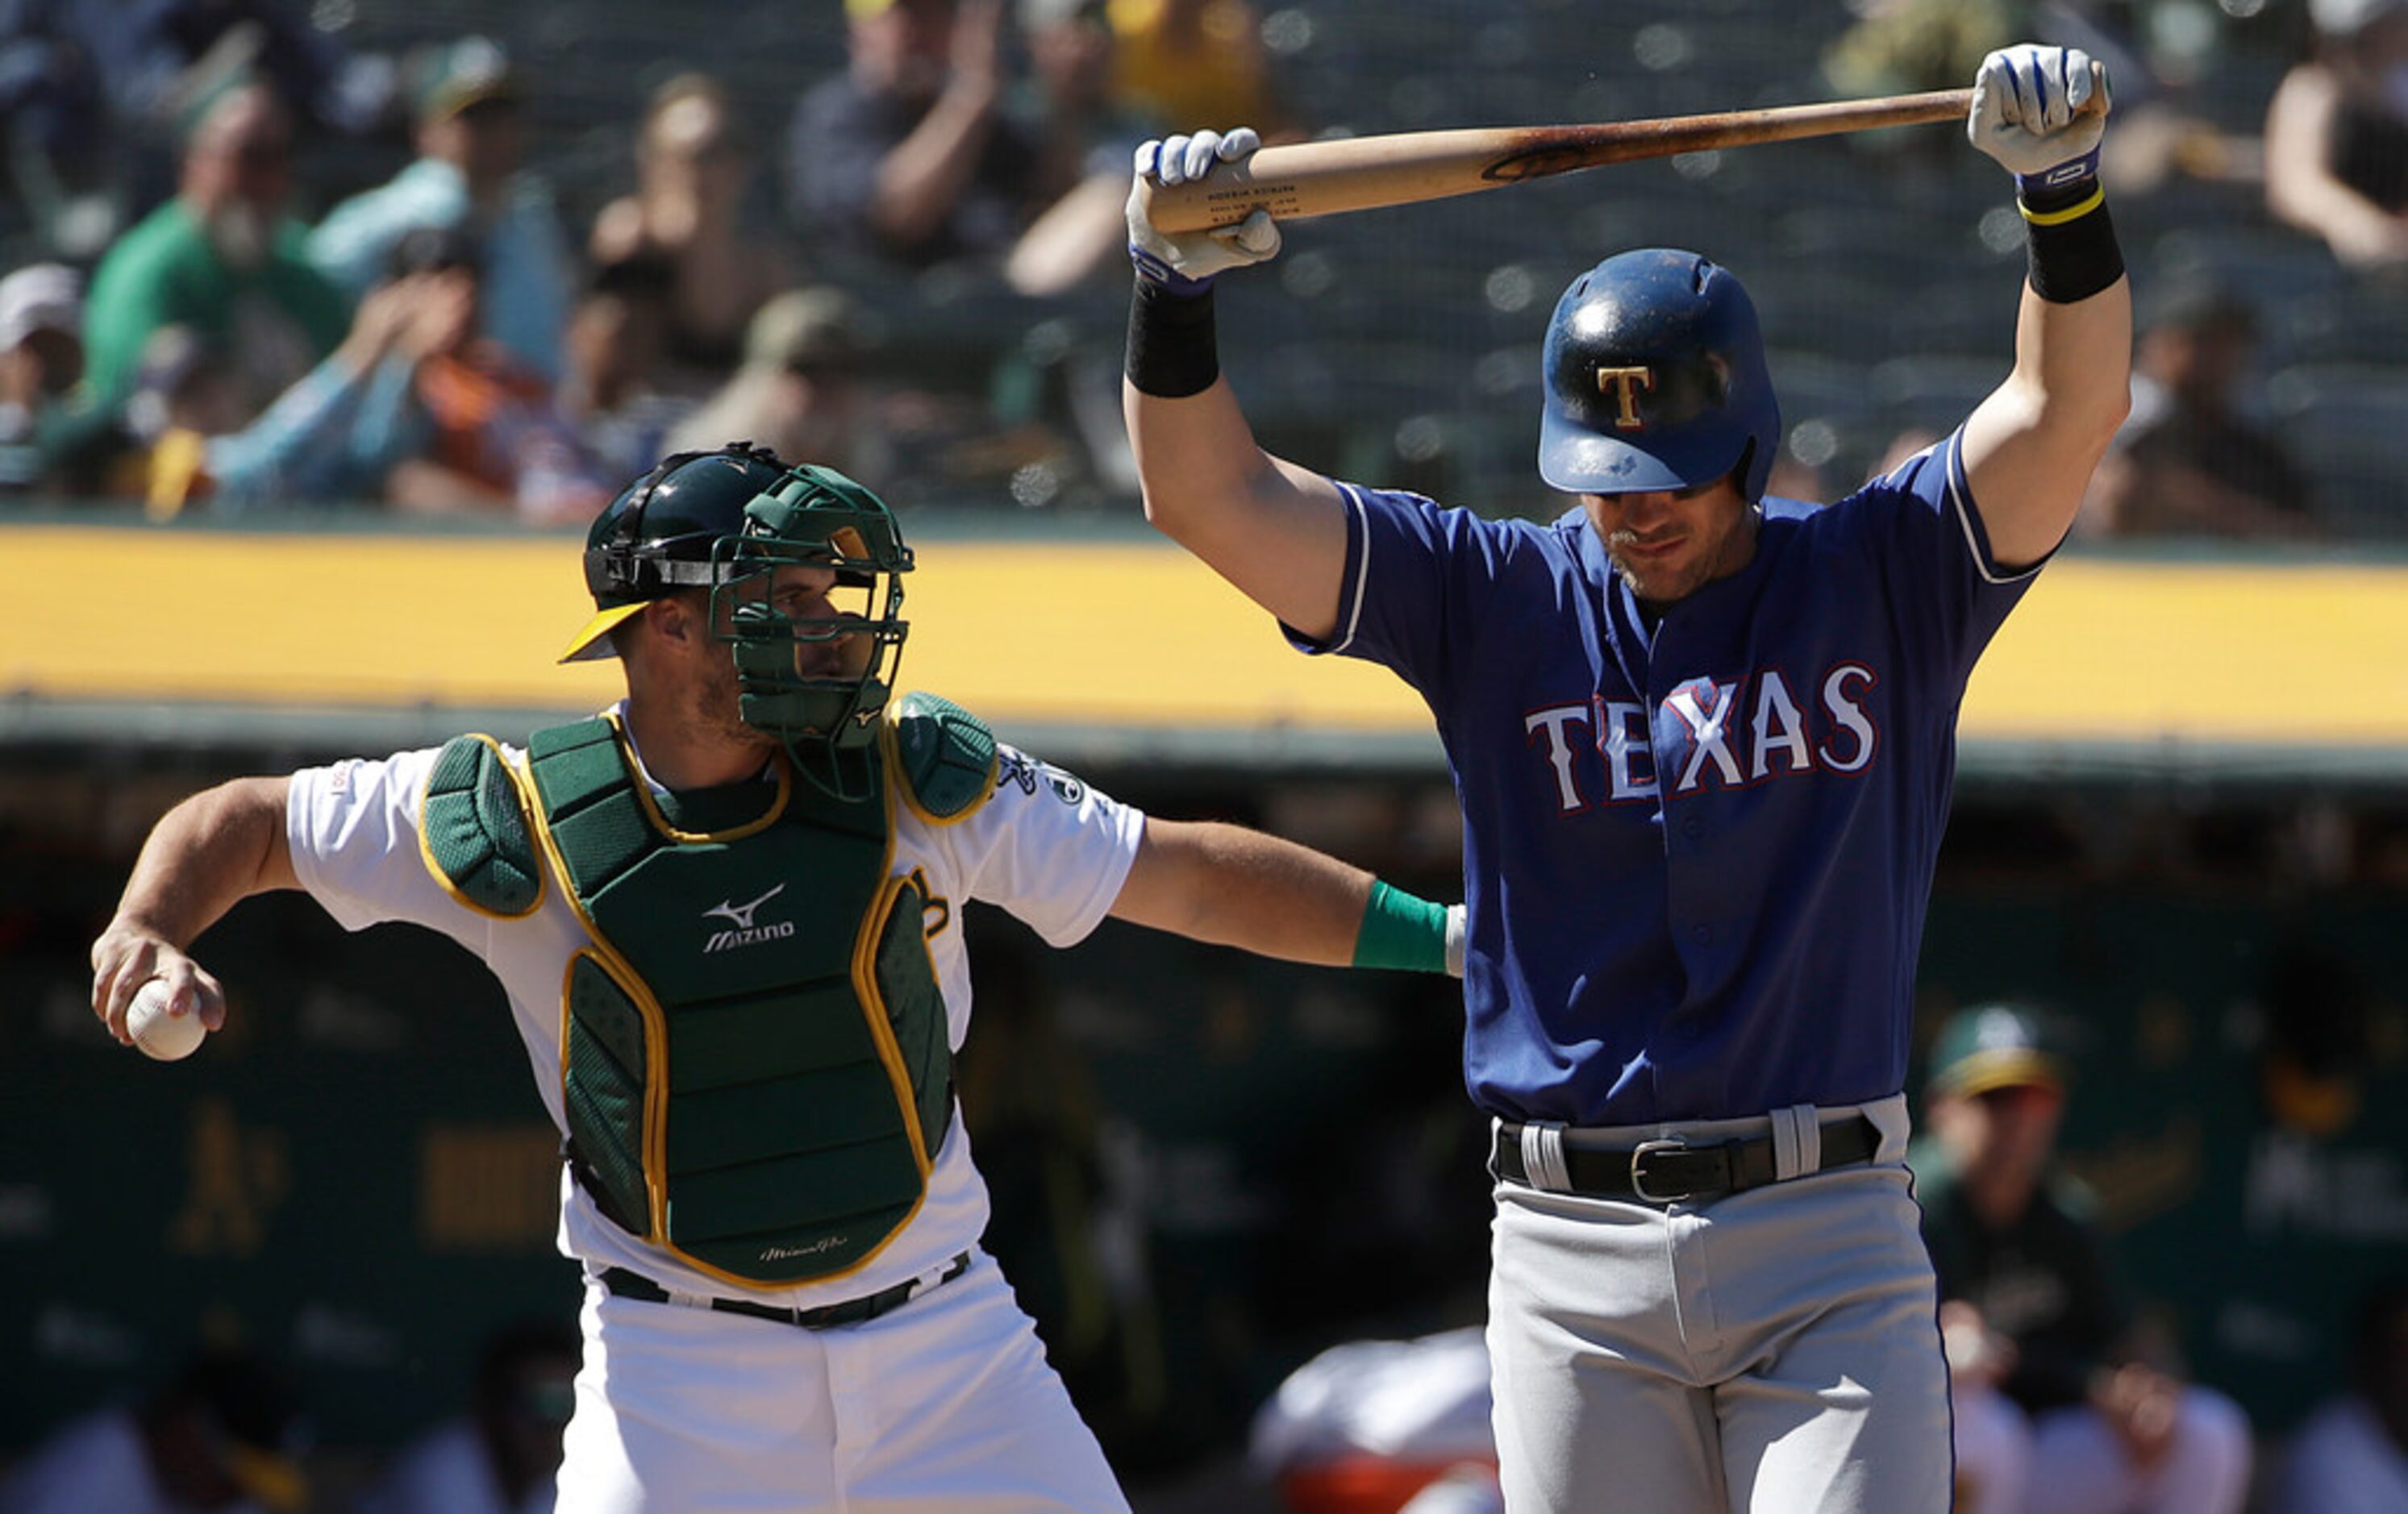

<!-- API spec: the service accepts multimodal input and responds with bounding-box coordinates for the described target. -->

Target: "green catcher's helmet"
[560,443,914,797]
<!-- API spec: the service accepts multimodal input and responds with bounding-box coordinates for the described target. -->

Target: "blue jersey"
[1292,432,2038,1125]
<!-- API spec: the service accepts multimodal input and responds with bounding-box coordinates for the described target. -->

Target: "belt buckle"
[1628,1138,1695,1204]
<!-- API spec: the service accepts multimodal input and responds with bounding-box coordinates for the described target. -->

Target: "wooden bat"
[1140,73,2103,234]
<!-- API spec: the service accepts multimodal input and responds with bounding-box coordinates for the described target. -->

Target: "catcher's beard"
[687,652,779,760]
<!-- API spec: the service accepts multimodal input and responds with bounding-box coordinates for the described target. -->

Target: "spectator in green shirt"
[81,75,348,432]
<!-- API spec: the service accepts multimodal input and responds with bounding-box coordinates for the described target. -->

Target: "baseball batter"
[88,444,1464,1512]
[1120,45,2130,1512]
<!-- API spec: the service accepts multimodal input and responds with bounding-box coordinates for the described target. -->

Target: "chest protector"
[427,704,988,1288]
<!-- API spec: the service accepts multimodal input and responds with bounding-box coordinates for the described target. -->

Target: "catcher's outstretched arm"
[90,776,296,1043]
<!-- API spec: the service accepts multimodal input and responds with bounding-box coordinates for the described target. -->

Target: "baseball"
[127,980,206,1062]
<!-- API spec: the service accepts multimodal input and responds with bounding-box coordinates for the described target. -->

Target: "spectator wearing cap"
[667,285,893,485]
[2080,278,2314,540]
[589,73,794,376]
[81,75,347,434]
[1913,1003,2252,1514]
[0,1343,308,1514]
[0,263,85,493]
[307,36,571,380]
[2266,0,2408,269]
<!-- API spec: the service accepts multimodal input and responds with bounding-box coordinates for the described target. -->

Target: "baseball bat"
[1141,72,2104,233]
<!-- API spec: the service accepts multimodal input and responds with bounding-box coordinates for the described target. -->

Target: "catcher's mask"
[560,443,914,800]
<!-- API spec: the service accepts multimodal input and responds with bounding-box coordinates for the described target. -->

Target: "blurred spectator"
[365,224,610,521]
[351,1318,580,1514]
[135,272,437,513]
[1914,1003,2252,1514]
[81,74,346,426]
[2265,0,2408,270]
[786,0,1041,268]
[0,1344,307,1514]
[115,322,248,510]
[2272,1282,2408,1514]
[559,254,697,480]
[589,73,791,375]
[2079,277,2314,539]
[667,285,894,485]
[1106,0,1296,141]
[308,36,570,380]
[85,0,381,143]
[1824,0,2034,101]
[158,227,612,520]
[1005,0,1153,296]
[1248,1327,1500,1514]
[0,262,83,492]
[0,0,119,256]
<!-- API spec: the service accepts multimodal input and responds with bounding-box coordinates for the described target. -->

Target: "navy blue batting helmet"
[1538,248,1779,501]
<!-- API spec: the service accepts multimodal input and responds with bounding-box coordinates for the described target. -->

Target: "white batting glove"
[1968,45,2110,186]
[1127,127,1282,292]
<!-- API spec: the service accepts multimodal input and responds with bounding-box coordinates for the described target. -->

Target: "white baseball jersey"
[285,701,1145,1310]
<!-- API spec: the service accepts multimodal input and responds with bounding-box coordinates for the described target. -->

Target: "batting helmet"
[559,442,914,797]
[1537,248,1779,501]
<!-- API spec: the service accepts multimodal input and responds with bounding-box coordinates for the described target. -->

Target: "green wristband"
[1353,880,1449,973]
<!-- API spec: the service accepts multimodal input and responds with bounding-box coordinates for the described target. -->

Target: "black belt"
[601,1252,971,1330]
[1494,1115,1881,1204]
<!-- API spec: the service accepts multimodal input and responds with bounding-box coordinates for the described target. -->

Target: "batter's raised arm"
[1110,817,1462,975]
[1959,46,2134,568]
[1121,129,1352,643]
[89,776,299,1043]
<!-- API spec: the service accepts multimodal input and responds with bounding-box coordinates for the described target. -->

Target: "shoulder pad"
[420,734,544,917]
[888,693,998,825]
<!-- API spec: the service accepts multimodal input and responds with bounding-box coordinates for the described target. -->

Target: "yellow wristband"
[2018,185,2106,226]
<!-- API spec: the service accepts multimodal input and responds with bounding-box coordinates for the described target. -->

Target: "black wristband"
[2021,189,2124,305]
[1125,277,1219,398]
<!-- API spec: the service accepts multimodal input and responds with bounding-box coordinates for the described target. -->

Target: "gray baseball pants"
[1485,1095,1952,1512]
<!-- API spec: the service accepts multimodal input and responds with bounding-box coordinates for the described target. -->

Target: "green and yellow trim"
[606,709,794,845]
[416,734,548,920]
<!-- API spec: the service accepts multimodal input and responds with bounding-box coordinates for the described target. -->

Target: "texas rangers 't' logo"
[702,884,796,953]
[1594,365,1654,430]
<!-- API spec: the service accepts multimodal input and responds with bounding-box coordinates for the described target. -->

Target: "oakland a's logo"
[1594,365,1653,430]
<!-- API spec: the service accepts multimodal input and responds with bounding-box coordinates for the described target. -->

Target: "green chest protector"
[419,694,998,1288]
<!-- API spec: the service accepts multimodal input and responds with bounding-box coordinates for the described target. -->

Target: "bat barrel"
[1142,89,1979,234]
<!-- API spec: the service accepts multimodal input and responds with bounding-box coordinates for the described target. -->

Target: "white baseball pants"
[553,1250,1130,1512]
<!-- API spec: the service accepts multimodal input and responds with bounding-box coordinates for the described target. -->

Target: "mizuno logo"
[761,1236,847,1262]
[704,884,786,930]
[703,884,796,954]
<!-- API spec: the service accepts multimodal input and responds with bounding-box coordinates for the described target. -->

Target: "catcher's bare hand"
[90,925,226,1044]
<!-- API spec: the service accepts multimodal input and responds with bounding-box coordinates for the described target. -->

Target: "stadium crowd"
[0,0,2402,534]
